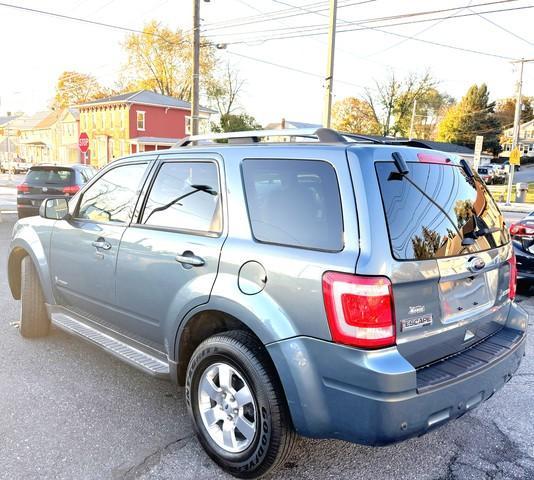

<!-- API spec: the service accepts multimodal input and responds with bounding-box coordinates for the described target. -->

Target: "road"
[0,215,533,480]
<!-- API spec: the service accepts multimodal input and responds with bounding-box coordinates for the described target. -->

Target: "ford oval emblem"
[467,256,485,272]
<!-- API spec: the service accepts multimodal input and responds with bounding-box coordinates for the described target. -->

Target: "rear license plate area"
[439,270,498,323]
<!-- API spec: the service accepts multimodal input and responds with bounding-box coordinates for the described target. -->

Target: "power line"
[469,7,534,47]
[203,0,376,32]
[0,2,191,46]
[225,50,366,90]
[215,5,527,60]
[204,0,516,35]
[211,3,525,42]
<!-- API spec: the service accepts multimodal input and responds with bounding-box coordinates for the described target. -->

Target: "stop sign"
[78,132,90,153]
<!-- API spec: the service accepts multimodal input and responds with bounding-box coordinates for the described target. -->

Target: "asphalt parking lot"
[0,215,533,480]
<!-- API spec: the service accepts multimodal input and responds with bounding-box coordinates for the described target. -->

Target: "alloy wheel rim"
[198,362,257,453]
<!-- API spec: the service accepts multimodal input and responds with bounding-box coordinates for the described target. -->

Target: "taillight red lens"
[510,223,534,236]
[508,254,517,300]
[16,183,29,193]
[62,185,80,195]
[322,272,396,349]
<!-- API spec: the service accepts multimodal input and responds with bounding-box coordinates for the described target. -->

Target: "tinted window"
[376,162,509,260]
[25,168,74,186]
[242,159,343,251]
[141,162,221,234]
[77,163,147,223]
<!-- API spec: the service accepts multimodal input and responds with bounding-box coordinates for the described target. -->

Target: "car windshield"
[25,168,74,186]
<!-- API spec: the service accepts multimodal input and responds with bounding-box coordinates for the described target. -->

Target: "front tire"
[186,331,296,478]
[20,256,50,338]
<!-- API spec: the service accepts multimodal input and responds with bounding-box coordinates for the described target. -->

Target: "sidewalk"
[497,202,533,214]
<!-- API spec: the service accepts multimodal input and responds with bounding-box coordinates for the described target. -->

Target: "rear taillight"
[62,185,80,195]
[508,254,517,300]
[322,272,396,349]
[16,183,29,193]
[510,223,534,237]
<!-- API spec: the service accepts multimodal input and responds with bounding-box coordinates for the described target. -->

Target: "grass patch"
[487,182,534,203]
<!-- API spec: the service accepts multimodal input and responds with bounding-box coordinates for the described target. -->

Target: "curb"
[497,204,532,214]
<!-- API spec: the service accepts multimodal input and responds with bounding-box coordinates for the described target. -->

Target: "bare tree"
[207,63,244,116]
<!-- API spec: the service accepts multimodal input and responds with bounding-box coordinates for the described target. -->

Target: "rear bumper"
[267,302,528,445]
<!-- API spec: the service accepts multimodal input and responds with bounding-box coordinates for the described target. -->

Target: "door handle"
[92,239,112,250]
[175,251,205,267]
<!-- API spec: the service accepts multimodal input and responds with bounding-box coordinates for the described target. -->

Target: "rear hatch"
[18,167,76,205]
[375,156,512,367]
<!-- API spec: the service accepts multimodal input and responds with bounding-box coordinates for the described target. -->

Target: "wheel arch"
[8,235,55,304]
[175,309,267,385]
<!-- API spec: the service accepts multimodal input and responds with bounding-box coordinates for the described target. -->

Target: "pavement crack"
[116,433,194,480]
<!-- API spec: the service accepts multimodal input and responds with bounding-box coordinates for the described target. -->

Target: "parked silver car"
[7,128,527,478]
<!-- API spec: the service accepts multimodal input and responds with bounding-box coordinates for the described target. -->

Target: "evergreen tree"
[437,84,500,153]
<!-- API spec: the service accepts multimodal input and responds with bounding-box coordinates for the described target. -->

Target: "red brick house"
[77,90,216,167]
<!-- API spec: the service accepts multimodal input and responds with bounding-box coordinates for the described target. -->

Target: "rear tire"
[20,256,50,338]
[186,331,296,478]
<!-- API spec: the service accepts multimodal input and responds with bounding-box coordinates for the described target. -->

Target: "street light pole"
[322,0,337,128]
[191,0,201,136]
[506,58,534,205]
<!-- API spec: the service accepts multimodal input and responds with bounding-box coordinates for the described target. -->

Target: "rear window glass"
[376,162,509,260]
[26,168,73,186]
[242,159,343,251]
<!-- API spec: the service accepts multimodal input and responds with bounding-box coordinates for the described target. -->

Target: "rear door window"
[242,159,343,251]
[376,162,508,260]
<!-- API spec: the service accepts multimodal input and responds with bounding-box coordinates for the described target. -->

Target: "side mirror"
[39,198,70,220]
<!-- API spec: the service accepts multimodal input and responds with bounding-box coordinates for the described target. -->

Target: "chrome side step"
[50,312,170,378]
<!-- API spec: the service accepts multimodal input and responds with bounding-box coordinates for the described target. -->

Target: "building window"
[92,112,96,129]
[120,109,125,129]
[185,115,210,135]
[137,111,145,131]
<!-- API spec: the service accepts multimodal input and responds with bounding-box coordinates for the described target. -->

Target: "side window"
[141,161,221,234]
[242,159,343,251]
[76,163,147,223]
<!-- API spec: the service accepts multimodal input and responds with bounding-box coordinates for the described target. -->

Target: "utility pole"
[409,99,417,140]
[322,0,337,128]
[506,59,534,205]
[191,0,201,136]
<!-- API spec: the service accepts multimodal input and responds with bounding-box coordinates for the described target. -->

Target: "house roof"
[37,109,64,129]
[77,90,217,114]
[0,115,20,126]
[10,111,51,130]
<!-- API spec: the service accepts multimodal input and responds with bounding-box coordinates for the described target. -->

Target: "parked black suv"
[17,164,96,218]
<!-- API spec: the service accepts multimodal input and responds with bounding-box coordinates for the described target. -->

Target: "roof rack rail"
[174,127,429,149]
[175,127,352,147]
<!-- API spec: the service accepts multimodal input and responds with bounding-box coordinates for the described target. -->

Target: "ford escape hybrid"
[7,128,528,478]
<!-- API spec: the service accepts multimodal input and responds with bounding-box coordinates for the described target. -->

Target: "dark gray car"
[16,164,96,218]
[7,128,528,478]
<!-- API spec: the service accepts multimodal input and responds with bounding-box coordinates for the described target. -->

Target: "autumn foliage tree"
[120,20,216,101]
[331,97,380,134]
[495,96,534,129]
[437,84,500,153]
[53,71,109,108]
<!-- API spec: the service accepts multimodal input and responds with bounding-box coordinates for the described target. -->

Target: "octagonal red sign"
[78,132,90,153]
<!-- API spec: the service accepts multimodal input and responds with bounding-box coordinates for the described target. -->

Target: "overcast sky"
[0,0,533,125]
